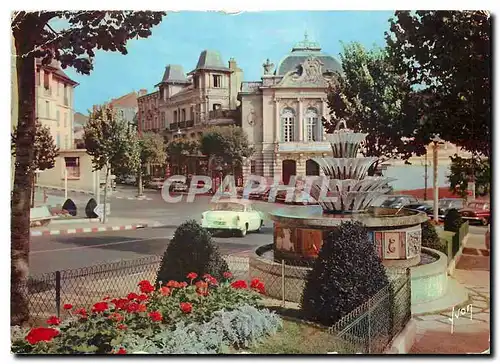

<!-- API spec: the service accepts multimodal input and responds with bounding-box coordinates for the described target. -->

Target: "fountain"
[250,121,457,308]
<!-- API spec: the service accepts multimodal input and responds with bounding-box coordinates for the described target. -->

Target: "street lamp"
[431,135,444,223]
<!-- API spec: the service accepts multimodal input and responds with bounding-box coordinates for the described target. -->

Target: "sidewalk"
[409,233,490,354]
[30,217,164,237]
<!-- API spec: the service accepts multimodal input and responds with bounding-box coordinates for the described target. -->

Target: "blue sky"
[65,11,395,113]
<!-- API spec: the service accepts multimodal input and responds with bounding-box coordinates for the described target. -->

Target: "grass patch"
[248,319,358,354]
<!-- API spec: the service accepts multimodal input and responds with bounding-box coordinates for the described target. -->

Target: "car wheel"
[481,218,488,226]
[256,220,263,233]
[238,223,248,237]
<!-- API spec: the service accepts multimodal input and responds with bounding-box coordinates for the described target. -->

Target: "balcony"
[169,122,179,130]
[186,119,194,128]
[276,141,332,153]
[207,109,239,125]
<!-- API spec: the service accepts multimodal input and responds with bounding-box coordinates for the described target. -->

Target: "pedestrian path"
[410,233,490,354]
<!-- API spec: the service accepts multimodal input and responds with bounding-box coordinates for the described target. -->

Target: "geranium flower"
[74,308,87,318]
[186,272,198,281]
[109,312,124,322]
[166,280,179,288]
[117,324,127,330]
[149,311,162,322]
[46,316,60,326]
[230,280,248,289]
[111,298,129,310]
[125,302,140,313]
[179,282,188,288]
[136,294,148,302]
[223,272,233,279]
[63,303,73,310]
[137,304,147,313]
[115,347,127,354]
[160,286,171,296]
[195,281,209,296]
[25,327,59,345]
[250,279,266,294]
[138,280,155,294]
[92,301,109,313]
[202,274,218,286]
[127,292,139,301]
[179,302,193,314]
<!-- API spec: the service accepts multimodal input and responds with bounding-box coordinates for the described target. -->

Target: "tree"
[11,11,164,325]
[448,154,490,198]
[137,132,166,196]
[301,221,389,326]
[323,42,428,174]
[11,120,59,207]
[166,138,199,176]
[385,11,491,158]
[200,125,253,176]
[84,104,140,223]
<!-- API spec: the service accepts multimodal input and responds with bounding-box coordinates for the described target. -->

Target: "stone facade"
[238,34,342,185]
[35,59,78,150]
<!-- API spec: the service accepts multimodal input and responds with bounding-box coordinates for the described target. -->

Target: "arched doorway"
[282,159,296,185]
[306,159,320,176]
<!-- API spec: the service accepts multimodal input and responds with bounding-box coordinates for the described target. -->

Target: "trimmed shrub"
[155,220,229,286]
[421,220,445,252]
[444,208,463,233]
[301,221,390,326]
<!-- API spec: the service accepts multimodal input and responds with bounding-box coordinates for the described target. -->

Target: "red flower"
[149,311,163,322]
[166,280,178,288]
[117,324,127,330]
[127,292,139,301]
[63,303,73,310]
[92,301,109,313]
[25,327,59,345]
[138,280,155,294]
[230,280,248,289]
[160,286,171,296]
[115,347,127,354]
[109,312,124,322]
[137,304,147,313]
[223,272,233,279]
[179,282,188,288]
[202,274,218,286]
[179,302,193,314]
[195,281,209,296]
[186,272,198,281]
[250,278,265,293]
[125,302,139,313]
[136,294,148,302]
[74,308,87,317]
[46,316,61,326]
[111,298,129,310]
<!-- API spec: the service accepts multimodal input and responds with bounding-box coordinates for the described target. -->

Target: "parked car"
[379,195,419,209]
[201,199,264,237]
[438,198,466,219]
[403,203,433,216]
[243,177,277,201]
[459,200,491,225]
[148,178,165,190]
[168,178,189,193]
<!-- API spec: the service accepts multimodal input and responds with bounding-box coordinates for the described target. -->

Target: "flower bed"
[12,273,281,354]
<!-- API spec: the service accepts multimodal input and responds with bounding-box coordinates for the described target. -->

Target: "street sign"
[94,203,111,217]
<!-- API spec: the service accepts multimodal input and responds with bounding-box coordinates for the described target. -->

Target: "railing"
[329,269,412,354]
[169,122,178,130]
[185,119,194,128]
[208,109,238,120]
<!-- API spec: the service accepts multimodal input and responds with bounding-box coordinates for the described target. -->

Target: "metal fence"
[329,269,412,354]
[16,255,250,325]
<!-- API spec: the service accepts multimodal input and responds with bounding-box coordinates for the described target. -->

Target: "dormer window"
[213,75,222,88]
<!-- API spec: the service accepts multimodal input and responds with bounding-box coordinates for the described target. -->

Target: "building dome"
[275,32,342,76]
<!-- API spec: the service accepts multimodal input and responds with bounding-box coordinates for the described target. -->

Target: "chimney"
[138,89,148,96]
[229,58,237,70]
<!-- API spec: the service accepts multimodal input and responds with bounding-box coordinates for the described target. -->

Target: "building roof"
[191,49,230,73]
[158,64,190,85]
[275,32,342,76]
[73,112,89,127]
[109,91,139,109]
[36,58,79,86]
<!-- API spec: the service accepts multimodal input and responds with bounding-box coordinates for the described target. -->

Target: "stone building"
[239,34,342,184]
[109,89,148,126]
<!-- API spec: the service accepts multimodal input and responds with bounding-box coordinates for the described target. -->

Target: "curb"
[114,196,153,201]
[384,319,417,354]
[31,223,148,237]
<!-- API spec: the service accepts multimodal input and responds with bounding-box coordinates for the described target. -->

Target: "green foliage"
[139,132,166,166]
[386,11,491,157]
[421,221,445,252]
[444,209,463,233]
[11,120,59,172]
[323,42,427,172]
[448,154,490,197]
[84,105,140,174]
[155,220,230,285]
[200,125,253,171]
[301,221,389,326]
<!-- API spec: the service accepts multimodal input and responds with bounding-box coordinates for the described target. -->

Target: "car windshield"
[381,197,402,206]
[213,203,245,212]
[468,203,486,210]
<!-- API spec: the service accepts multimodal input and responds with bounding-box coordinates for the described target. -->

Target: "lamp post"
[431,135,444,223]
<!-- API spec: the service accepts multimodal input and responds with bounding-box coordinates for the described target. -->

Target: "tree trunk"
[103,165,109,223]
[138,166,143,196]
[30,173,35,208]
[11,18,38,326]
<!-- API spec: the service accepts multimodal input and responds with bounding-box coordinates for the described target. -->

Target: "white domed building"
[238,33,342,184]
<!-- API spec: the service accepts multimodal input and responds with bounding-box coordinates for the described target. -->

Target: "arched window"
[281,108,295,142]
[305,108,319,142]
